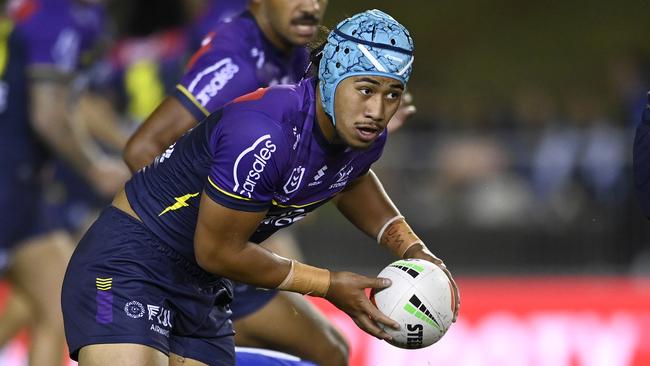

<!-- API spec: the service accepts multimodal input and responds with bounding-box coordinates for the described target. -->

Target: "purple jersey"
[126,79,386,264]
[11,0,104,73]
[173,11,309,122]
[187,0,249,52]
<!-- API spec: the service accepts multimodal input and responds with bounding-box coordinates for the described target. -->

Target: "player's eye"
[386,91,402,100]
[359,87,373,95]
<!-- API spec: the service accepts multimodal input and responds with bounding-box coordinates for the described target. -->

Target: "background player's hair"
[317,9,415,125]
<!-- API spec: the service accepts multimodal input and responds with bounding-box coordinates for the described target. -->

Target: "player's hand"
[87,158,130,198]
[387,92,416,134]
[326,271,400,340]
[404,244,460,322]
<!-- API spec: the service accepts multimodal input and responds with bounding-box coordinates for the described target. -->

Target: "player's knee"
[312,330,349,366]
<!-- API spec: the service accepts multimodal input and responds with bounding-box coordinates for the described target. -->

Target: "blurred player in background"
[0,0,129,364]
[61,9,458,366]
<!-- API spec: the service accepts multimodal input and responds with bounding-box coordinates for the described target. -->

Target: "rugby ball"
[370,259,455,349]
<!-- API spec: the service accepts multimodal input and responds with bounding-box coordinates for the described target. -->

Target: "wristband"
[276,260,331,297]
[378,216,424,258]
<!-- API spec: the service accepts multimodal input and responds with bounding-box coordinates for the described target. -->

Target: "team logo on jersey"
[309,165,328,187]
[329,164,354,189]
[158,192,199,216]
[283,166,305,194]
[233,135,277,199]
[188,58,240,106]
[124,301,145,319]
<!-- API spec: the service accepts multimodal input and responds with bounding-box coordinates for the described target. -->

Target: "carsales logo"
[233,135,277,198]
[188,58,239,105]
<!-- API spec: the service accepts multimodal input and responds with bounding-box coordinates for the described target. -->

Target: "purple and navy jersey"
[125,79,386,263]
[173,11,309,122]
[0,17,44,176]
[187,0,249,52]
[2,0,103,174]
[11,0,104,74]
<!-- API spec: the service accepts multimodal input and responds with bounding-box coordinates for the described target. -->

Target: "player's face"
[333,76,404,149]
[262,0,327,48]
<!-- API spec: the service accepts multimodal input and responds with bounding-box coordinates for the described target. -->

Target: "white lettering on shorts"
[232,135,277,199]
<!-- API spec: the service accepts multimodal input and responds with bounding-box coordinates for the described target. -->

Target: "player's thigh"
[234,291,348,356]
[9,230,73,311]
[78,343,167,366]
[168,352,209,366]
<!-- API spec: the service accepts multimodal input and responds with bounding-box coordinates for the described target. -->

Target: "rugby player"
[61,9,458,366]
[124,1,348,364]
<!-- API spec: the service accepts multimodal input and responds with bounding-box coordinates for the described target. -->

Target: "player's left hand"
[386,92,416,134]
[403,244,460,322]
[326,270,401,340]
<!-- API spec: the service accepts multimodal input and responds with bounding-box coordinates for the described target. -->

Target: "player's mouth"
[291,16,319,38]
[355,124,382,143]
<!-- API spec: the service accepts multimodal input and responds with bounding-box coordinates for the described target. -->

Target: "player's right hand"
[87,158,130,198]
[326,271,400,341]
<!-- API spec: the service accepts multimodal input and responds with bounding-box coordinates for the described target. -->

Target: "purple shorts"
[62,206,235,365]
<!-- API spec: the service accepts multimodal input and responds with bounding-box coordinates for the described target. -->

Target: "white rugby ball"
[370,259,455,349]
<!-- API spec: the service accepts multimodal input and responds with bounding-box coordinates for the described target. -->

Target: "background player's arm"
[28,73,128,196]
[333,170,460,319]
[123,96,197,172]
[194,192,400,339]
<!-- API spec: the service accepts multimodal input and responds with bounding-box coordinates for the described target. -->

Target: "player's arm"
[333,170,460,320]
[194,195,399,340]
[28,70,128,196]
[124,44,259,172]
[123,96,197,172]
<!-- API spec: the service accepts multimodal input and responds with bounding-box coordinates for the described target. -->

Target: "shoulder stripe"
[175,84,210,116]
[208,176,251,201]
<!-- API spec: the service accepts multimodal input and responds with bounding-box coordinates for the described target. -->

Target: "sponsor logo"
[158,192,200,216]
[147,305,160,320]
[261,209,307,227]
[309,165,328,187]
[406,324,424,348]
[233,135,276,199]
[124,301,145,319]
[150,324,170,337]
[283,166,305,194]
[146,304,172,331]
[329,164,354,189]
[188,58,240,105]
[157,143,175,164]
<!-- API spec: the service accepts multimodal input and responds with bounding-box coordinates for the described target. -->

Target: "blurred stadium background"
[3,1,650,365]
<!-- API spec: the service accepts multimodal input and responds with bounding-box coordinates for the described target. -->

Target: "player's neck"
[250,8,293,54]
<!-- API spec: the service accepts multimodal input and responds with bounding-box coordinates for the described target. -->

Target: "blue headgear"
[318,9,414,125]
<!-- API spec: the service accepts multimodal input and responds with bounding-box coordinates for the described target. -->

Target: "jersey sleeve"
[173,48,259,121]
[204,108,290,212]
[16,10,81,74]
